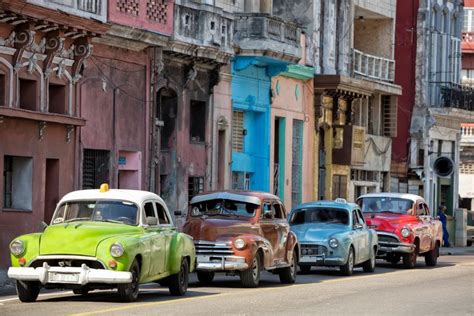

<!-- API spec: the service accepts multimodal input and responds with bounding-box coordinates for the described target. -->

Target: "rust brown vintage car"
[182,191,298,287]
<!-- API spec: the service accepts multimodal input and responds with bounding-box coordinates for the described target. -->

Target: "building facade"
[408,0,467,217]
[0,0,107,279]
[274,0,401,202]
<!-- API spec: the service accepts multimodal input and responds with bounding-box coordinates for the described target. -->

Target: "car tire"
[169,258,189,296]
[118,259,140,302]
[240,253,261,288]
[196,271,214,285]
[362,248,376,273]
[16,280,40,303]
[402,251,417,269]
[299,265,311,274]
[73,288,89,296]
[389,255,400,266]
[279,250,297,284]
[340,247,355,276]
[425,242,439,267]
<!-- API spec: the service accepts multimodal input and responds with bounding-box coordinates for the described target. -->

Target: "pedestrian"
[438,204,451,247]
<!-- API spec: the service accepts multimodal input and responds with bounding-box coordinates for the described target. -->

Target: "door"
[351,209,366,264]
[44,159,59,224]
[155,200,175,272]
[273,201,289,264]
[260,201,280,266]
[415,202,431,253]
[356,209,370,262]
[143,201,166,277]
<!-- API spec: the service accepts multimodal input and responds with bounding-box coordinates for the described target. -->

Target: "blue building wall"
[231,56,287,192]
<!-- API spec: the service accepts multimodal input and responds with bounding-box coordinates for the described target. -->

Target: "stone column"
[455,208,467,247]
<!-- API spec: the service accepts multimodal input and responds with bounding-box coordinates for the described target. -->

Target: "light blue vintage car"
[289,199,378,276]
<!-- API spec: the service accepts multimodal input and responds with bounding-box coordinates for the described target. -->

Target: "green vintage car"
[8,184,195,302]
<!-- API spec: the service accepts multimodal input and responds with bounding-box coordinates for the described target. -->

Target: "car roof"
[357,192,424,203]
[292,200,358,211]
[59,189,165,206]
[190,190,279,205]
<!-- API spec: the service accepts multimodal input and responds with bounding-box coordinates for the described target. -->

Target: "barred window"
[82,149,110,189]
[188,177,204,202]
[232,111,244,152]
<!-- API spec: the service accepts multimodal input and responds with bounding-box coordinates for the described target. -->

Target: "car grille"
[378,234,400,244]
[29,258,105,269]
[194,240,234,256]
[300,244,327,256]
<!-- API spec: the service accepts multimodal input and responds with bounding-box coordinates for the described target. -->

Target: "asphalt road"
[1,256,473,316]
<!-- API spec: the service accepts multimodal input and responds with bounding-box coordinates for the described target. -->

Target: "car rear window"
[290,207,349,225]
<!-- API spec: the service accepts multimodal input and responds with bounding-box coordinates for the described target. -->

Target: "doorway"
[44,159,59,223]
[217,129,226,190]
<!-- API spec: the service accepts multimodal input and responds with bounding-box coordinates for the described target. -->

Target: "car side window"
[273,202,284,219]
[416,203,425,216]
[352,210,358,227]
[155,201,170,225]
[144,202,158,225]
[262,202,274,219]
[423,203,430,216]
[356,209,365,225]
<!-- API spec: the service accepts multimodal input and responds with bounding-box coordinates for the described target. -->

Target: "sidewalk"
[439,246,474,256]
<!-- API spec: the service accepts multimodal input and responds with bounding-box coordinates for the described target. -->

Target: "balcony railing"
[353,49,395,83]
[461,124,474,144]
[234,13,301,62]
[439,84,474,111]
[27,0,106,22]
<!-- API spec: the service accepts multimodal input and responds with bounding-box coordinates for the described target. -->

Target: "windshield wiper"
[63,217,91,223]
[100,219,126,224]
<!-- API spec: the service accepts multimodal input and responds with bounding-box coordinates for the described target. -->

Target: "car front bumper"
[8,262,132,285]
[196,255,249,271]
[298,254,346,266]
[378,242,416,254]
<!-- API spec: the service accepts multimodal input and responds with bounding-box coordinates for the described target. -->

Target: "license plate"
[49,272,79,283]
[197,256,211,263]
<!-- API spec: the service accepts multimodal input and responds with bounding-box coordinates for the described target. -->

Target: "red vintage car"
[357,193,443,269]
[182,191,298,287]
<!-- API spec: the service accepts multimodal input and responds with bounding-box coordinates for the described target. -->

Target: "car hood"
[182,217,256,241]
[39,222,141,256]
[291,223,348,243]
[363,213,417,234]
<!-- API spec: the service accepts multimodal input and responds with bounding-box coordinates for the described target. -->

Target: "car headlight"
[401,227,411,238]
[110,243,124,258]
[234,238,246,250]
[329,238,339,248]
[10,240,25,256]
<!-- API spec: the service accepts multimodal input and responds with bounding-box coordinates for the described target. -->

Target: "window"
[232,110,244,152]
[190,100,206,143]
[262,202,274,219]
[273,202,285,219]
[82,149,110,189]
[48,83,66,114]
[232,171,250,190]
[292,120,303,208]
[144,202,157,225]
[3,156,33,210]
[416,203,426,216]
[156,202,170,224]
[0,73,5,106]
[19,78,37,111]
[332,175,347,199]
[464,9,473,32]
[382,95,397,137]
[356,209,365,225]
[188,177,204,202]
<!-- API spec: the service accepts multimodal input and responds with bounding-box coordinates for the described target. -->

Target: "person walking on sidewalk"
[438,204,451,247]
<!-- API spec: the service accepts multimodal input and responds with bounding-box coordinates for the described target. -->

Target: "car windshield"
[52,200,139,225]
[190,199,257,218]
[359,197,413,215]
[290,207,349,226]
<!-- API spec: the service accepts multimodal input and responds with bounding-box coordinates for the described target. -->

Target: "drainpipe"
[209,91,215,190]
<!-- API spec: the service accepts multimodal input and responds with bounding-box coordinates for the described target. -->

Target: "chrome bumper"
[299,254,345,266]
[8,262,132,285]
[378,242,416,254]
[196,255,248,271]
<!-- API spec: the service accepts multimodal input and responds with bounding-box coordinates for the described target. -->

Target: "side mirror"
[353,223,363,230]
[39,221,48,232]
[146,217,158,226]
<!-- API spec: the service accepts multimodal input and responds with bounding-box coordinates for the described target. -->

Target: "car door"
[260,200,280,266]
[415,202,431,253]
[351,209,365,264]
[143,201,166,277]
[155,200,175,274]
[356,208,370,262]
[273,201,289,264]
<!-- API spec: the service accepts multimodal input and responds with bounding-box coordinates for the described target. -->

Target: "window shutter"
[232,110,244,152]
[382,95,397,138]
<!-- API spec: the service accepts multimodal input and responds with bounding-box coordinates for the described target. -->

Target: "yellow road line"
[69,268,425,316]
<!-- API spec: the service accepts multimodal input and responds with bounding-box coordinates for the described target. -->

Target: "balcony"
[461,124,474,146]
[234,13,301,63]
[171,1,233,63]
[353,49,395,83]
[27,0,106,22]
[439,84,474,111]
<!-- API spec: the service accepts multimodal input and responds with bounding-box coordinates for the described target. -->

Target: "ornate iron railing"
[440,84,474,111]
